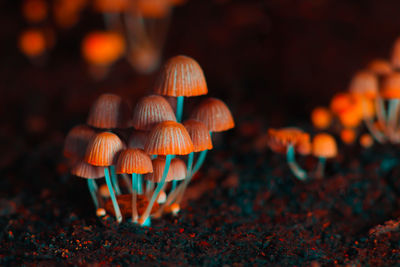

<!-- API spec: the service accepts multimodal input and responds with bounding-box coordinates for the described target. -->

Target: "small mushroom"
[312,133,338,179]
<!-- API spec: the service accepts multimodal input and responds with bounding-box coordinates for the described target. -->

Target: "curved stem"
[192,149,209,175]
[140,154,172,226]
[104,168,122,223]
[122,174,133,193]
[176,96,184,123]
[109,166,121,195]
[314,157,326,179]
[286,145,308,181]
[87,179,99,210]
[131,173,138,222]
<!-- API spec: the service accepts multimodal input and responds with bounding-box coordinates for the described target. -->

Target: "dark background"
[2,0,400,160]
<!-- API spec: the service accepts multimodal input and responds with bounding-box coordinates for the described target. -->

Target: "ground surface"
[2,0,400,266]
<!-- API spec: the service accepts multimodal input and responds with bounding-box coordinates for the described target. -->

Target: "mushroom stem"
[104,167,122,223]
[176,96,184,123]
[131,173,138,223]
[156,151,195,218]
[375,96,388,136]
[122,173,133,193]
[137,174,143,195]
[286,145,308,181]
[109,165,121,195]
[314,157,326,179]
[140,154,172,226]
[145,180,154,197]
[87,179,99,211]
[387,99,400,140]
[362,98,386,143]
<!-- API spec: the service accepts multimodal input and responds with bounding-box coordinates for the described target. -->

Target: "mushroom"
[85,132,125,222]
[140,121,193,226]
[190,97,234,174]
[267,127,311,181]
[154,55,208,122]
[380,72,400,140]
[311,107,332,130]
[63,124,96,164]
[340,128,356,145]
[116,148,153,222]
[360,133,374,148]
[312,133,338,179]
[71,161,105,213]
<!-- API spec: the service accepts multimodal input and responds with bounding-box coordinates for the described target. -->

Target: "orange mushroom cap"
[145,121,194,155]
[144,157,174,182]
[167,158,187,182]
[71,160,105,179]
[340,128,356,145]
[82,31,125,66]
[380,72,400,99]
[64,124,96,160]
[22,0,48,23]
[267,128,311,156]
[131,95,176,131]
[337,104,362,128]
[348,71,378,99]
[128,130,148,149]
[367,59,392,76]
[135,0,171,18]
[19,29,46,57]
[312,133,338,158]
[330,92,353,115]
[190,98,235,132]
[391,37,400,69]
[85,132,124,166]
[154,55,208,97]
[116,148,153,174]
[360,133,373,148]
[183,119,213,152]
[87,93,131,129]
[311,107,332,130]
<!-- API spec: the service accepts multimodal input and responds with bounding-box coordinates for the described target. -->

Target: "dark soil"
[1,0,400,266]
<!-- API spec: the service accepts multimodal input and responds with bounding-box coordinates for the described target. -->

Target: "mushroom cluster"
[64,55,234,226]
[18,0,187,76]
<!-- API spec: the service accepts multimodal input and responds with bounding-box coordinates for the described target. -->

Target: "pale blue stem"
[109,165,121,195]
[140,154,172,226]
[137,174,143,195]
[104,168,122,223]
[388,99,400,141]
[172,181,177,191]
[87,179,99,210]
[192,132,212,174]
[132,173,138,193]
[315,157,326,179]
[176,96,184,123]
[286,144,308,181]
[173,151,195,206]
[131,173,138,222]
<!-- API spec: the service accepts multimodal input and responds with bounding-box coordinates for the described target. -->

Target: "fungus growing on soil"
[140,121,193,226]
[312,133,338,179]
[267,127,311,181]
[116,148,153,222]
[154,55,208,122]
[85,132,125,222]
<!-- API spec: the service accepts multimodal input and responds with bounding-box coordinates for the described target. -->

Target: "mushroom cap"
[312,133,338,158]
[128,130,148,149]
[144,157,173,182]
[116,148,153,174]
[183,119,213,152]
[380,72,400,99]
[340,128,356,145]
[391,37,400,69]
[82,31,125,66]
[145,121,194,155]
[267,128,311,156]
[337,104,362,128]
[87,93,131,129]
[367,59,392,76]
[348,71,378,99]
[360,133,374,148]
[167,158,187,182]
[71,160,105,179]
[330,92,353,115]
[154,55,208,97]
[64,124,96,160]
[311,107,332,130]
[190,98,234,132]
[85,132,124,166]
[19,29,46,57]
[128,43,161,74]
[131,95,176,131]
[135,0,171,18]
